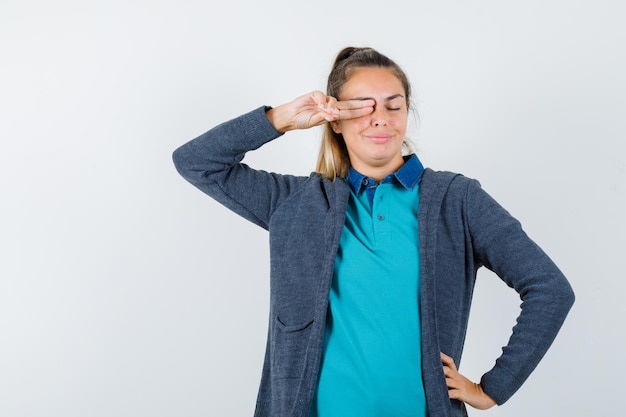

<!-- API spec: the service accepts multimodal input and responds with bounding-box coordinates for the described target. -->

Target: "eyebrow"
[350,94,405,102]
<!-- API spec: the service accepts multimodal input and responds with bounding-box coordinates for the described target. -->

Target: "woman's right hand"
[266,91,375,133]
[441,352,496,410]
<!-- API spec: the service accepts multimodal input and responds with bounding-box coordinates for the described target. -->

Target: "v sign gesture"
[266,91,374,132]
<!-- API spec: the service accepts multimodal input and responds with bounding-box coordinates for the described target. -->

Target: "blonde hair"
[315,47,413,179]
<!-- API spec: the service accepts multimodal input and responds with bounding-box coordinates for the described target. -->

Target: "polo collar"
[346,153,425,196]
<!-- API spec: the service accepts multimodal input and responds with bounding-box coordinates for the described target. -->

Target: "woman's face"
[332,67,409,179]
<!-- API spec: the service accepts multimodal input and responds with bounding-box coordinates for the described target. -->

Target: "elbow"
[564,280,576,310]
[552,276,576,320]
[172,145,194,179]
[172,146,185,171]
[558,270,576,309]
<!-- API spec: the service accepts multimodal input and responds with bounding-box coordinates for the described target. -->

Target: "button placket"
[372,185,390,240]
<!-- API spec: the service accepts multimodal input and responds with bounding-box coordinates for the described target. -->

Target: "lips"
[364,133,393,143]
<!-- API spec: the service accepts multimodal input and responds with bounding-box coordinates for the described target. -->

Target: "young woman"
[172,47,574,417]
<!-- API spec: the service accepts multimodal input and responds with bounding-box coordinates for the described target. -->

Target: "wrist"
[476,383,497,410]
[266,105,294,133]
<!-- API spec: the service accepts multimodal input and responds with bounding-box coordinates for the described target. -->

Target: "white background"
[1,0,624,416]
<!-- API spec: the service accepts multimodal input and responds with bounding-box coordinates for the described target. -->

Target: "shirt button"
[377,214,385,221]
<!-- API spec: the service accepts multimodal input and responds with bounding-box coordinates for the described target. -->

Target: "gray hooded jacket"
[172,106,574,417]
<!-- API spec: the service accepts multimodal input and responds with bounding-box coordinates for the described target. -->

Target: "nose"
[371,106,387,127]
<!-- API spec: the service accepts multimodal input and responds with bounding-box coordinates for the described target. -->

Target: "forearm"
[467,180,575,404]
[479,265,574,404]
[172,106,296,229]
[173,106,281,180]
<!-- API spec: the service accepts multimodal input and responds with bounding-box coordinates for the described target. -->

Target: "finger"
[336,98,375,110]
[442,366,456,378]
[306,92,335,118]
[303,115,328,129]
[447,387,463,401]
[440,352,457,370]
[314,96,374,121]
[445,376,463,390]
[309,90,331,106]
[332,99,374,120]
[317,97,340,121]
[335,106,374,120]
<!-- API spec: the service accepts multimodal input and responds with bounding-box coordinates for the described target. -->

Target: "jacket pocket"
[271,316,314,380]
[275,316,314,333]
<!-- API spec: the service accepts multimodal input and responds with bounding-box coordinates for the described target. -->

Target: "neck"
[352,156,404,183]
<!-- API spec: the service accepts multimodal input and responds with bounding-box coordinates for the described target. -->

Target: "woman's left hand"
[440,352,496,410]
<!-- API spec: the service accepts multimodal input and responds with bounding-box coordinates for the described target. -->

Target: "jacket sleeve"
[172,106,308,230]
[464,179,575,405]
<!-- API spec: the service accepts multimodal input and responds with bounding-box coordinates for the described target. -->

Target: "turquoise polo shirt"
[310,154,427,417]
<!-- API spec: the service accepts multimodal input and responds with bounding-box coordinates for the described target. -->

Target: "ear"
[331,120,341,134]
